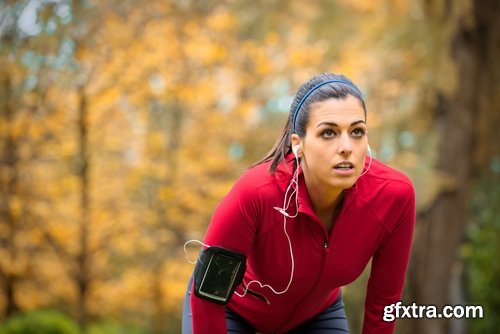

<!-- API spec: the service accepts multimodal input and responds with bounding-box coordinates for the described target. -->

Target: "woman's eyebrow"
[316,120,366,128]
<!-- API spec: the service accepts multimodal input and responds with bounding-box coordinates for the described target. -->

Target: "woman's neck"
[303,173,345,221]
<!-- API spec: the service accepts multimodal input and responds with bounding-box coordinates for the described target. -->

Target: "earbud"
[292,145,300,158]
[359,144,373,178]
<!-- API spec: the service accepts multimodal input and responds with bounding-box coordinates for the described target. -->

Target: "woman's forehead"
[308,96,365,125]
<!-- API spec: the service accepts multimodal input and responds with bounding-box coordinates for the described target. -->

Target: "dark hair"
[256,73,366,172]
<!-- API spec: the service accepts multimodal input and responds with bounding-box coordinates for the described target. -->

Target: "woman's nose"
[338,134,352,155]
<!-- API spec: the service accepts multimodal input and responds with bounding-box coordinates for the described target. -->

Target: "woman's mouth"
[334,162,354,170]
[333,162,355,175]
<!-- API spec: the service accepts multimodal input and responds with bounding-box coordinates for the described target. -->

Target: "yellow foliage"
[162,260,193,310]
[338,0,380,13]
[207,9,236,31]
[265,31,280,45]
[339,0,408,14]
[158,187,174,202]
[89,269,151,316]
[184,36,227,66]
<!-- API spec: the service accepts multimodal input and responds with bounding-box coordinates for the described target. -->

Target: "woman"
[183,73,415,333]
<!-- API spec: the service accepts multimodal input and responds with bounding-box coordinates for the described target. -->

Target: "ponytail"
[252,115,293,173]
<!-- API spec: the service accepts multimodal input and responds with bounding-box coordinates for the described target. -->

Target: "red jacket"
[191,153,415,333]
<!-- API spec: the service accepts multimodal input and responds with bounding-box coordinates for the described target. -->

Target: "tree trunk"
[76,84,91,332]
[151,264,166,334]
[403,1,500,333]
[0,70,21,318]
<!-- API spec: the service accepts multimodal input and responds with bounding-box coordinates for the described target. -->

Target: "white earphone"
[292,145,300,158]
[359,144,372,177]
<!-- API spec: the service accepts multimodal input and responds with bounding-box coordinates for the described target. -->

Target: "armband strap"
[193,246,246,305]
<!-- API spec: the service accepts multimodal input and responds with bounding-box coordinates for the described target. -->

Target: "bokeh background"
[0,0,498,333]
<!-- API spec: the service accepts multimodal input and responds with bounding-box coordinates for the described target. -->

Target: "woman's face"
[292,95,368,192]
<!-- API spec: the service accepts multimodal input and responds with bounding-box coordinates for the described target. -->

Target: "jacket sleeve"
[362,182,416,334]
[190,172,261,333]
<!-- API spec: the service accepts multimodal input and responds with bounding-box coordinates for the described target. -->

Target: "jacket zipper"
[272,232,330,331]
[272,190,349,331]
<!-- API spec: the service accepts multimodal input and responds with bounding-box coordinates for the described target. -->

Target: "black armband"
[193,246,246,305]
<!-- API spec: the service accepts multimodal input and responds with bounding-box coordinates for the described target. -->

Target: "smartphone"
[194,247,246,305]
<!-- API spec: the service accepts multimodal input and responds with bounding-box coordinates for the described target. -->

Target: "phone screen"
[198,253,242,302]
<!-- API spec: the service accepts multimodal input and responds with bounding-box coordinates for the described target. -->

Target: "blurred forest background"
[0,0,499,333]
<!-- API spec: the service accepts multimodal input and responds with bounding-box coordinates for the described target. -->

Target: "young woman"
[182,73,415,333]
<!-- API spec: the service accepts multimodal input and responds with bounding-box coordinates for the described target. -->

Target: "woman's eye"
[321,129,336,138]
[351,128,366,138]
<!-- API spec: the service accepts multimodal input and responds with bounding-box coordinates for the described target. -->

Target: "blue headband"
[291,79,363,133]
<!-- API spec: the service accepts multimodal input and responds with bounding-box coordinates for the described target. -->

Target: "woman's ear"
[290,134,302,158]
[290,134,301,148]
